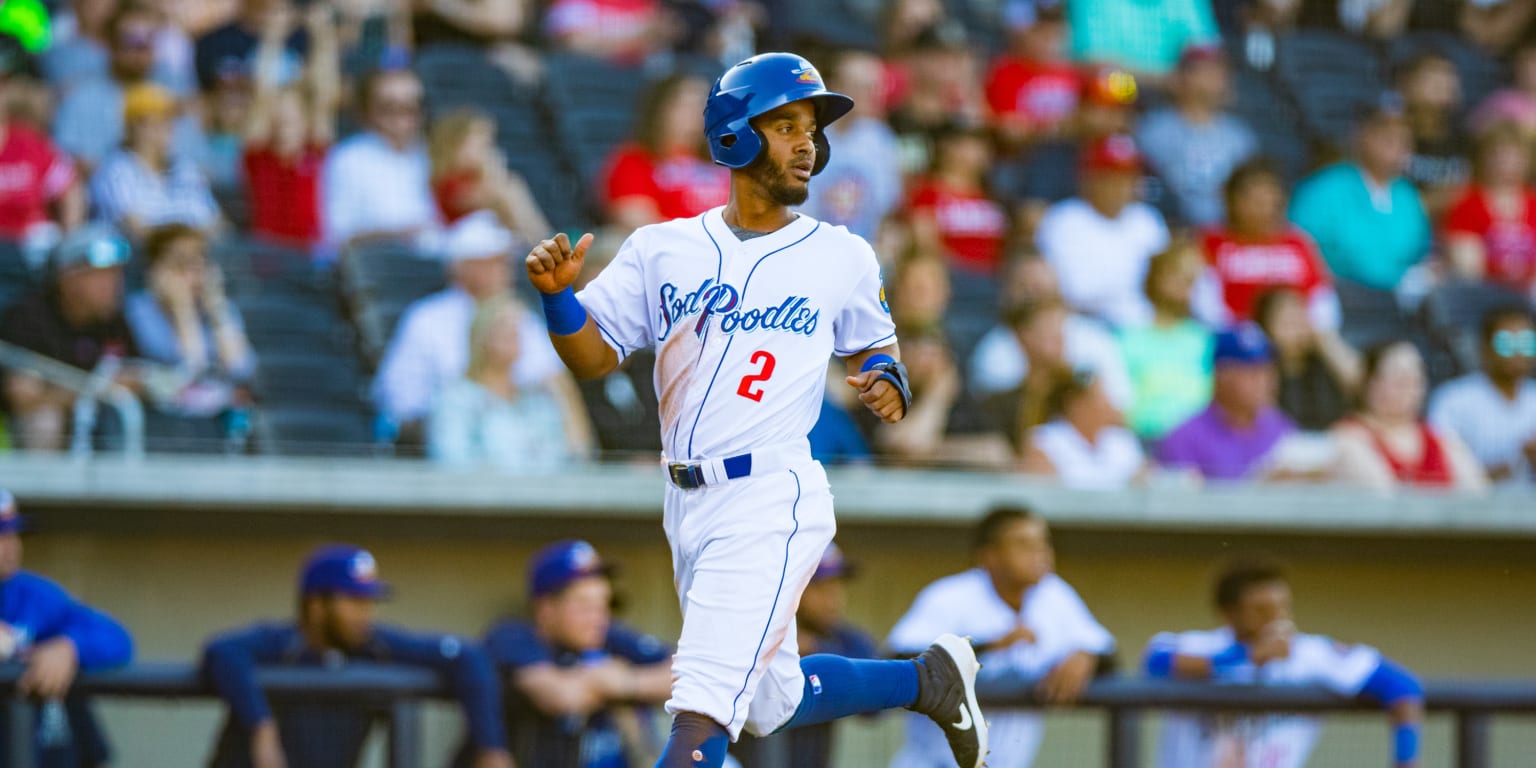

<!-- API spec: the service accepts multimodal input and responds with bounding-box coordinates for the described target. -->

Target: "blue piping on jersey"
[685,221,822,458]
[838,331,898,359]
[728,468,802,730]
[591,316,627,360]
[668,214,726,458]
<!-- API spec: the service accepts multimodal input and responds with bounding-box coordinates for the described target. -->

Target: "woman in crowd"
[1020,366,1146,489]
[427,108,550,246]
[1331,340,1486,491]
[601,73,728,233]
[1255,287,1360,431]
[906,120,1009,277]
[1442,124,1536,295]
[1118,240,1214,440]
[90,82,222,241]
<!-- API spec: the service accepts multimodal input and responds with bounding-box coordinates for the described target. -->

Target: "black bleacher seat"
[416,44,523,114]
[256,405,377,456]
[1335,279,1410,350]
[338,241,445,365]
[0,240,34,316]
[1422,280,1533,372]
[542,52,650,186]
[1273,31,1385,147]
[235,292,354,356]
[1229,65,1312,181]
[255,349,366,407]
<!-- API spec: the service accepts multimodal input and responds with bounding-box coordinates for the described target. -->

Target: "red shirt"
[908,179,1008,274]
[433,170,481,225]
[603,144,730,222]
[244,145,325,246]
[0,124,75,240]
[1442,186,1536,290]
[1201,226,1331,322]
[985,57,1081,131]
[1357,420,1455,487]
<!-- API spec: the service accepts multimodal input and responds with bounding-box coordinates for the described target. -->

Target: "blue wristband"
[540,287,588,336]
[860,353,895,372]
[1209,643,1249,675]
[1393,723,1419,763]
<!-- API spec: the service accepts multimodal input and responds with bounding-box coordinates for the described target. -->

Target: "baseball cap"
[441,210,514,263]
[812,542,857,582]
[51,223,131,274]
[1081,133,1143,174]
[529,539,610,598]
[0,490,24,535]
[1081,66,1138,108]
[123,82,177,123]
[299,544,392,599]
[1213,323,1275,366]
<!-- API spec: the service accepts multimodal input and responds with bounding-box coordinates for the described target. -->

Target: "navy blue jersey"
[732,623,879,768]
[201,621,505,768]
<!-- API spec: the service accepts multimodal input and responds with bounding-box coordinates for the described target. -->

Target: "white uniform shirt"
[577,208,896,460]
[1146,627,1382,768]
[887,571,1115,768]
[1035,198,1170,328]
[1030,421,1144,490]
[321,132,441,246]
[1427,373,1536,483]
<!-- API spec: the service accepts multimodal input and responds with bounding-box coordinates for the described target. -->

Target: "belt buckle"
[668,462,705,490]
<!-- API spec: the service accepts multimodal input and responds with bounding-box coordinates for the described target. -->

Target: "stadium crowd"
[0,0,1530,494]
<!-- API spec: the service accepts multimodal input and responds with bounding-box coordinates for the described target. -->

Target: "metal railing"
[0,340,143,458]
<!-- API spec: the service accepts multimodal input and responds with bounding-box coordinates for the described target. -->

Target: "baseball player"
[527,52,987,768]
[200,544,513,768]
[1143,557,1423,768]
[887,507,1115,768]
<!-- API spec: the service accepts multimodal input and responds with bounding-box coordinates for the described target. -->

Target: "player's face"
[797,577,847,635]
[543,576,612,652]
[981,518,1053,587]
[321,594,376,650]
[0,533,20,580]
[746,101,817,207]
[1225,580,1292,641]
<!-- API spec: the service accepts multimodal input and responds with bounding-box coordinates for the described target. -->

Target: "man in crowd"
[0,36,85,248]
[1429,305,1536,484]
[798,48,902,246]
[201,544,513,768]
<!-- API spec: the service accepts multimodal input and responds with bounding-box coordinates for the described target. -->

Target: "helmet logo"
[792,66,822,85]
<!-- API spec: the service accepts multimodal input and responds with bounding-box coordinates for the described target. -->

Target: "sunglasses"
[1492,329,1536,358]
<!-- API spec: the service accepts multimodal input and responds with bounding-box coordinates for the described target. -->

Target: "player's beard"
[747,153,810,207]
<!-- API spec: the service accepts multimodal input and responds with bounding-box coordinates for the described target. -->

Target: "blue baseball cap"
[1213,323,1274,366]
[529,540,609,598]
[812,542,857,582]
[299,544,391,599]
[0,490,23,535]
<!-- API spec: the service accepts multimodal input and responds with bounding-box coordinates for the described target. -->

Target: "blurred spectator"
[413,0,528,50]
[201,544,514,768]
[1429,306,1536,484]
[0,225,137,451]
[887,21,986,173]
[799,48,903,245]
[429,296,592,470]
[1289,104,1430,292]
[0,43,85,247]
[476,539,671,768]
[985,3,1079,151]
[0,489,133,768]
[42,0,115,93]
[428,109,551,246]
[1203,157,1340,329]
[907,121,1009,276]
[1298,0,1415,38]
[372,211,574,434]
[321,67,440,249]
[241,2,339,248]
[1460,0,1536,56]
[601,74,729,233]
[809,362,874,464]
[1468,43,1536,136]
[136,0,198,96]
[1021,366,1147,489]
[1331,340,1487,491]
[125,224,254,415]
[1256,287,1361,431]
[1397,52,1469,217]
[1119,242,1215,440]
[882,0,947,55]
[195,0,306,93]
[542,0,662,64]
[888,506,1114,767]
[1136,45,1257,227]
[875,253,962,462]
[89,82,223,240]
[1037,134,1170,328]
[1442,125,1536,293]
[1067,0,1219,79]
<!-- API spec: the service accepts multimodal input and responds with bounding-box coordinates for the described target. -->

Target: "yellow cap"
[122,82,177,123]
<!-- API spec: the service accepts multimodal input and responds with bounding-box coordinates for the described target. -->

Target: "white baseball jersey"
[578,206,896,460]
[887,570,1116,768]
[1146,627,1383,768]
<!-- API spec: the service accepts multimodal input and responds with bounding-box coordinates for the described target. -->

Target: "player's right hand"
[526,232,594,295]
[1249,620,1294,666]
[250,721,288,768]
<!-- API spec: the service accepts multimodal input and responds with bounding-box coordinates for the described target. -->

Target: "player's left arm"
[843,344,907,424]
[1357,657,1424,768]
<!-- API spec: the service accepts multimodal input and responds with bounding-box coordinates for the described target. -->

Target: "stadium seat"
[1421,280,1533,372]
[1273,31,1385,147]
[1334,279,1410,350]
[0,239,34,316]
[255,405,377,456]
[1229,65,1312,181]
[255,349,367,407]
[415,44,523,115]
[542,52,650,185]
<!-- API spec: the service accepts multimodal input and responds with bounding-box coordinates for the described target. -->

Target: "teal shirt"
[1288,163,1430,291]
[1069,0,1218,75]
[1119,319,1213,439]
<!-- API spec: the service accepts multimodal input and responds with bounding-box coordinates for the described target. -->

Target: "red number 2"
[736,351,777,402]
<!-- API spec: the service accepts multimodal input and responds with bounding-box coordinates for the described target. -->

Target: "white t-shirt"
[967,316,1135,412]
[321,132,441,246]
[578,208,896,460]
[1427,373,1536,483]
[1035,198,1170,328]
[888,570,1115,768]
[1030,421,1144,490]
[1146,627,1382,768]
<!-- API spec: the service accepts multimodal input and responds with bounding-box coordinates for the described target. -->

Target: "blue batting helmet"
[704,52,854,175]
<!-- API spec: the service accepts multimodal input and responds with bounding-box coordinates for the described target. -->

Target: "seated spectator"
[1428,306,1536,484]
[1119,242,1214,440]
[1037,134,1170,327]
[1397,52,1469,217]
[1461,0,1536,57]
[542,0,662,64]
[0,47,85,248]
[0,225,137,451]
[1468,43,1536,136]
[42,0,114,93]
[1331,340,1487,491]
[995,65,1139,214]
[601,74,727,233]
[242,2,339,248]
[1021,366,1146,489]
[1136,45,1256,227]
[321,67,440,250]
[1256,288,1361,431]
[1144,557,1425,768]
[1296,0,1416,38]
[90,82,223,240]
[475,540,672,767]
[1289,103,1430,292]
[907,121,1010,276]
[887,21,987,174]
[1067,0,1219,79]
[1442,125,1536,294]
[413,0,527,51]
[985,3,1079,152]
[799,48,903,245]
[1203,157,1340,329]
[873,252,962,463]
[427,109,550,246]
[201,544,514,768]
[0,489,134,767]
[195,0,307,94]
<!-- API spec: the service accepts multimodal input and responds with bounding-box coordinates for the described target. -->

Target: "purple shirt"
[1156,404,1295,480]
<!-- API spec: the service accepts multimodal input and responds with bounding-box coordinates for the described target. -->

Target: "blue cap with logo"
[0,490,23,535]
[812,542,857,582]
[529,540,609,598]
[1213,323,1274,366]
[299,544,391,599]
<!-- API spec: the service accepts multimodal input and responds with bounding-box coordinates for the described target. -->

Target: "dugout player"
[526,52,988,768]
[1144,557,1424,768]
[200,544,513,768]
[888,506,1115,768]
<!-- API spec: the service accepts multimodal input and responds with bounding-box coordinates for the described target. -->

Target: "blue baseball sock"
[775,654,920,732]
[655,712,729,768]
